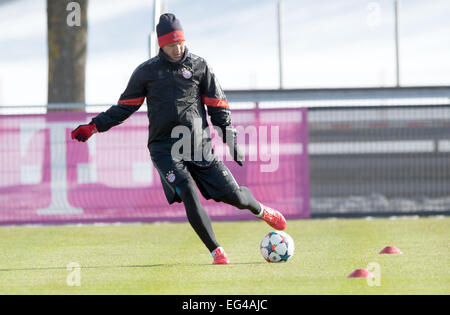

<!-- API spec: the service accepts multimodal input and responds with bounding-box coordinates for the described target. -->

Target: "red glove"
[71,123,98,142]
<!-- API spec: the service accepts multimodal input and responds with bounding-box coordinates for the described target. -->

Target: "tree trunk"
[47,0,88,111]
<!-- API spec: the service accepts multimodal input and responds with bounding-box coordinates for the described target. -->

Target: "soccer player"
[71,13,286,265]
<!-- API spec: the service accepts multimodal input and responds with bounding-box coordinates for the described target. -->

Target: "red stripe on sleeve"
[202,96,229,109]
[117,96,145,106]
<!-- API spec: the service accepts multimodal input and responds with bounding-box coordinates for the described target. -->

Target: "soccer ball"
[260,231,294,263]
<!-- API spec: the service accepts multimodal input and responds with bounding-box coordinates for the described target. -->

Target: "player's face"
[162,41,186,62]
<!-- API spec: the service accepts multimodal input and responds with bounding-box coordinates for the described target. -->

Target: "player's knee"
[221,187,249,209]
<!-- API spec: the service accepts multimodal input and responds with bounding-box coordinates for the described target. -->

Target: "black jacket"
[91,48,235,163]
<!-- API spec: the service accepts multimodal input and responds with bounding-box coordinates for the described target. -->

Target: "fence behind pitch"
[307,104,450,217]
[0,101,449,225]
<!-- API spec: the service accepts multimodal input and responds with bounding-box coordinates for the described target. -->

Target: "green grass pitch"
[0,217,448,295]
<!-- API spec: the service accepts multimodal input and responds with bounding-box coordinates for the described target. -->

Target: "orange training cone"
[347,269,375,278]
[379,246,403,254]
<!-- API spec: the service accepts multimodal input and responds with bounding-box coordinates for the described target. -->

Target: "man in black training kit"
[72,13,286,264]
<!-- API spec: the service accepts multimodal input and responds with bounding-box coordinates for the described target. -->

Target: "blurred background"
[0,0,449,106]
[0,0,449,224]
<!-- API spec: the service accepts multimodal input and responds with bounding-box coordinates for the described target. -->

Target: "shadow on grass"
[0,261,266,272]
[0,264,179,272]
[200,261,266,266]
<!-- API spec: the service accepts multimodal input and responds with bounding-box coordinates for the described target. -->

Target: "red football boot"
[212,247,230,265]
[260,205,287,230]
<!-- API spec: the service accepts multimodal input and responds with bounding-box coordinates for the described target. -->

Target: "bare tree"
[47,0,88,111]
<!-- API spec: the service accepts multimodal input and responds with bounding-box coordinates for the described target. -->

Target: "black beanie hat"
[156,13,185,47]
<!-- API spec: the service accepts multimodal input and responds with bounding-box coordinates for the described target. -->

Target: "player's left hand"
[227,140,244,166]
[223,126,244,166]
[232,142,244,166]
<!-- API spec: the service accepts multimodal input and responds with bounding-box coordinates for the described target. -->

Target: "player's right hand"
[71,123,98,142]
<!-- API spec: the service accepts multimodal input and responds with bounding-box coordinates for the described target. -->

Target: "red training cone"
[379,246,402,254]
[347,269,375,278]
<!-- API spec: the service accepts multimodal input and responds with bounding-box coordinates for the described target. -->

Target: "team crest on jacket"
[166,170,176,183]
[181,68,193,79]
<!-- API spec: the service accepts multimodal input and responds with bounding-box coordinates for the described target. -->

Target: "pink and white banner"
[0,108,309,225]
